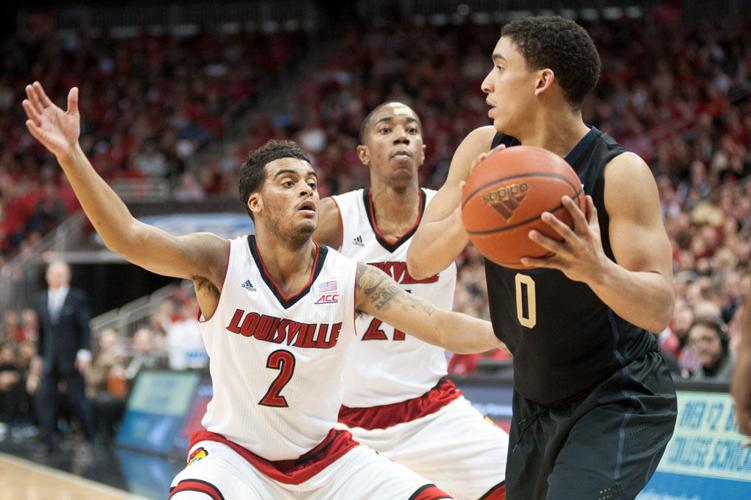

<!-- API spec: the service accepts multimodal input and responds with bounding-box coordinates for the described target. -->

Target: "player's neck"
[368,183,421,239]
[516,109,590,159]
[253,231,317,293]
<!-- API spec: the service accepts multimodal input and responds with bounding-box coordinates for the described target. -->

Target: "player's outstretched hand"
[521,195,608,283]
[22,82,80,160]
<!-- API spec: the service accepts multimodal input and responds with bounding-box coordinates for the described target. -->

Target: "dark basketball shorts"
[505,351,677,500]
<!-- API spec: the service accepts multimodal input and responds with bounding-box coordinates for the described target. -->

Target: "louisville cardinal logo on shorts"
[187,447,208,466]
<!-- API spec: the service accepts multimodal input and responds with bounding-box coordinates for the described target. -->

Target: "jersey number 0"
[515,273,537,328]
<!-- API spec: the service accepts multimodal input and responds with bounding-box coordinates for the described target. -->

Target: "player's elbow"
[406,249,431,280]
[651,307,674,334]
[646,288,675,334]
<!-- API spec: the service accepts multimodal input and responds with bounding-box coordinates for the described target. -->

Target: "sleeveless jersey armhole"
[198,238,233,324]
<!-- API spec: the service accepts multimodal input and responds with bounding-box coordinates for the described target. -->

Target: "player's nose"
[481,70,493,94]
[393,127,409,144]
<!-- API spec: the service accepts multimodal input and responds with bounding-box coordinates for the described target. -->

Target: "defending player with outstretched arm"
[21,81,505,499]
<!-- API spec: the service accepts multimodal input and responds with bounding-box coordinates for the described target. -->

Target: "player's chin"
[297,219,317,236]
[492,115,507,132]
[389,169,416,186]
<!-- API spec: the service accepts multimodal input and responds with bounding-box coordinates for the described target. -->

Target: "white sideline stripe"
[0,452,149,499]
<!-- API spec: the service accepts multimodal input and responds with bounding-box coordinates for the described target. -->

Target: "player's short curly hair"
[358,102,422,144]
[501,16,600,108]
[238,140,312,220]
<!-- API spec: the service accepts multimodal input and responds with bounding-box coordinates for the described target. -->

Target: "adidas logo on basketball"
[483,182,529,221]
[241,280,256,292]
[352,235,364,247]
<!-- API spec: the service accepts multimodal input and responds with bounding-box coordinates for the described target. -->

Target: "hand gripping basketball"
[461,146,585,269]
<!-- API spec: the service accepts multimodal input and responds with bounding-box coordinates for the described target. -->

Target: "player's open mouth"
[298,200,316,215]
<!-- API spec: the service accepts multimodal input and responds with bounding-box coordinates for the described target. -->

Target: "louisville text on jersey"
[226,309,342,349]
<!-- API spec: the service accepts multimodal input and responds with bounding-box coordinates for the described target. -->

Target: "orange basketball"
[461,145,585,269]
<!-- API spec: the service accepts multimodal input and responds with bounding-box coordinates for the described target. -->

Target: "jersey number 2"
[259,350,296,407]
[515,273,537,328]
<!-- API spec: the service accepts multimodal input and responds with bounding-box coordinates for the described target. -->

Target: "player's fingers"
[25,84,44,115]
[563,195,588,234]
[67,87,79,114]
[585,196,598,226]
[520,254,559,269]
[33,81,54,108]
[540,211,576,242]
[528,229,566,255]
[22,99,42,127]
[471,145,506,168]
[25,120,44,142]
[470,152,490,170]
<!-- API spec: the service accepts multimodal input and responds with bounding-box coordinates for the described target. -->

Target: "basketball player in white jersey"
[314,102,509,499]
[22,82,506,499]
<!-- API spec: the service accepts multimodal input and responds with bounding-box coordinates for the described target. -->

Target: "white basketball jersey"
[333,189,457,407]
[199,236,358,460]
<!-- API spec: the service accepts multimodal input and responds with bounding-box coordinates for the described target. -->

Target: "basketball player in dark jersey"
[407,16,677,499]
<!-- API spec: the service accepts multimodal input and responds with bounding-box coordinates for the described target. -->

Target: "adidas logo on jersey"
[352,235,364,247]
[241,280,256,292]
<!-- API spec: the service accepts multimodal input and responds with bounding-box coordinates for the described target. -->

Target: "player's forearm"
[589,259,674,333]
[57,144,140,254]
[358,264,502,354]
[432,312,505,354]
[408,210,468,279]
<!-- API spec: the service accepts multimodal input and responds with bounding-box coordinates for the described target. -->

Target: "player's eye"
[379,128,391,134]
[408,127,418,134]
[282,180,294,188]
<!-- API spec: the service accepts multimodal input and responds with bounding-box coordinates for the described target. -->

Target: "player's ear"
[419,144,426,165]
[248,192,262,217]
[534,68,555,95]
[356,144,370,167]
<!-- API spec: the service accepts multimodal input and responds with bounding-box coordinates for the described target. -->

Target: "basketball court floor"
[0,438,180,499]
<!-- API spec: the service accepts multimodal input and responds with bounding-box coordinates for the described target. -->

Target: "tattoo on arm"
[356,262,435,315]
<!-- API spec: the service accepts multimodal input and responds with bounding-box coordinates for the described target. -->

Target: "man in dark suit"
[35,260,94,452]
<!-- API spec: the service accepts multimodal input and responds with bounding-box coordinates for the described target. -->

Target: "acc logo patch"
[187,446,208,466]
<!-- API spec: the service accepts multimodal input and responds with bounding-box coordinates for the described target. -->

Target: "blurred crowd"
[2,11,751,441]
[0,19,308,263]
[0,282,206,443]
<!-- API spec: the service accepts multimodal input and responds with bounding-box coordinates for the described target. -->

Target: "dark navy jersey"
[486,127,658,406]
